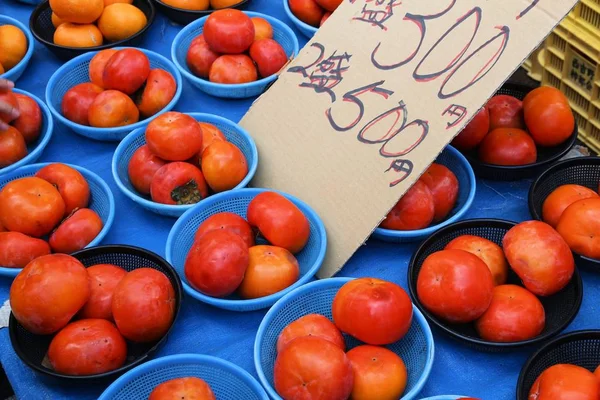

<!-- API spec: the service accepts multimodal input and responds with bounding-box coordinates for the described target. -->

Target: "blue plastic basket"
[16,0,42,4]
[282,0,318,39]
[98,354,268,400]
[165,188,327,311]
[254,277,435,400]
[0,89,53,176]
[0,162,115,278]
[45,47,182,141]
[112,113,258,218]
[372,145,476,243]
[171,11,299,99]
[0,16,35,82]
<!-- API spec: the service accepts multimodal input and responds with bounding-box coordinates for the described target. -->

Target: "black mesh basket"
[8,245,183,381]
[528,156,600,270]
[516,330,600,399]
[461,82,578,181]
[153,0,251,25]
[29,0,156,60]
[407,219,583,352]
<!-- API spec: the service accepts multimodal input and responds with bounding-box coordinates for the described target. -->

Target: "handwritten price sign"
[240,0,578,277]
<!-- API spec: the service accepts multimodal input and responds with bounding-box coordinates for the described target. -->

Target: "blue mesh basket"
[282,0,318,39]
[0,16,35,83]
[171,11,299,99]
[98,354,268,400]
[165,188,327,312]
[254,278,435,400]
[0,89,53,176]
[112,113,258,218]
[45,47,182,141]
[372,145,476,243]
[0,162,116,278]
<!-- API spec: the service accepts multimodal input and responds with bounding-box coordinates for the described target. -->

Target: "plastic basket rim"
[253,277,435,400]
[165,187,328,309]
[28,0,156,53]
[527,155,600,267]
[0,162,116,278]
[419,397,468,400]
[281,0,318,36]
[373,145,477,239]
[44,47,183,137]
[8,244,184,381]
[98,353,268,400]
[111,112,259,214]
[407,218,584,350]
[171,11,300,92]
[0,89,54,176]
[515,329,600,400]
[154,0,250,15]
[0,15,35,81]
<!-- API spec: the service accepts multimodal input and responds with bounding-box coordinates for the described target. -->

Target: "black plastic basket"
[528,156,600,270]
[29,0,156,60]
[516,330,600,399]
[407,219,583,352]
[8,245,183,381]
[153,0,251,25]
[461,82,578,181]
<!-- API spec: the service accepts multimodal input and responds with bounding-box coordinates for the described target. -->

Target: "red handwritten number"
[371,0,457,71]
[326,81,394,132]
[438,26,510,99]
[287,43,325,77]
[412,8,482,82]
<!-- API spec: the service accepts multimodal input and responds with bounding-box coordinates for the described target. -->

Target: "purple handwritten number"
[352,0,403,31]
[442,104,468,129]
[517,0,539,20]
[326,81,394,131]
[386,159,414,187]
[371,0,457,70]
[288,43,352,102]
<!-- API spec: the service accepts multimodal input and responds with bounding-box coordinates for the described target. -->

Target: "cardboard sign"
[240,0,579,278]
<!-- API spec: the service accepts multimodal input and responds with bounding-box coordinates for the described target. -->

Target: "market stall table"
[1,1,599,399]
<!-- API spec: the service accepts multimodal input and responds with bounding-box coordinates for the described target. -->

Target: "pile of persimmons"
[128,112,248,204]
[273,278,413,400]
[0,163,104,267]
[61,48,176,128]
[453,86,575,166]
[289,0,341,27]
[49,0,148,48]
[187,10,288,84]
[9,254,176,376]
[184,192,309,299]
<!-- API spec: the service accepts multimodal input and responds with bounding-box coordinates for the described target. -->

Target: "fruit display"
[288,0,341,28]
[9,253,177,376]
[0,163,105,268]
[540,184,600,260]
[273,278,413,400]
[529,364,599,399]
[60,48,176,128]
[416,220,575,343]
[48,0,148,48]
[125,112,248,205]
[0,24,28,74]
[452,86,575,166]
[186,10,289,84]
[184,191,309,299]
[148,377,216,400]
[0,90,43,168]
[379,163,459,231]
